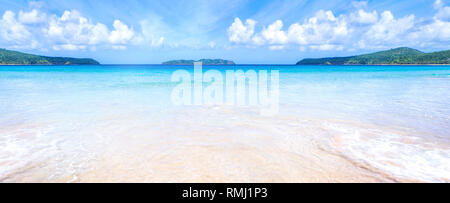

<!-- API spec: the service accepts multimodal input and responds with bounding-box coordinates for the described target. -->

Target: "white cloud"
[251,34,265,46]
[261,20,288,44]
[109,20,135,44]
[434,0,444,9]
[269,45,285,50]
[29,1,44,9]
[227,18,257,43]
[435,6,450,21]
[228,4,449,51]
[352,1,369,9]
[0,9,141,51]
[410,20,450,43]
[366,11,414,41]
[350,9,378,24]
[151,37,165,47]
[208,41,216,48]
[287,10,349,47]
[310,44,344,51]
[228,10,350,51]
[18,9,46,24]
[138,18,171,48]
[0,11,38,49]
[359,11,415,48]
[46,10,110,47]
[52,44,87,51]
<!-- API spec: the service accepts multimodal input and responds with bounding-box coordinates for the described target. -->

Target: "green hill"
[296,47,450,65]
[0,49,100,65]
[163,59,235,65]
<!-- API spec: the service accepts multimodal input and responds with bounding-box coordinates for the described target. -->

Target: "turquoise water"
[0,65,449,182]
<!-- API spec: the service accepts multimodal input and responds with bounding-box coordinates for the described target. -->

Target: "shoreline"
[1,64,450,66]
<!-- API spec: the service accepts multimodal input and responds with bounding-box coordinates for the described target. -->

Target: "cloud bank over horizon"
[227,1,450,51]
[0,0,448,63]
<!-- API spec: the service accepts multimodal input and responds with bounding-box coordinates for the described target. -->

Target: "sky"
[0,0,449,64]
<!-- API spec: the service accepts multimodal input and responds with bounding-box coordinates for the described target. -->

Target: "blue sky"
[0,0,449,64]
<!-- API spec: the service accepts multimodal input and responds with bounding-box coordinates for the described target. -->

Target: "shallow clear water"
[0,65,449,182]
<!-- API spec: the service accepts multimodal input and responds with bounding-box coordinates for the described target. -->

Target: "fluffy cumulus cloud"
[228,0,450,51]
[287,10,349,47]
[0,11,37,49]
[46,10,110,50]
[358,11,415,48]
[349,9,378,24]
[434,0,450,21]
[227,18,257,43]
[109,20,135,44]
[410,1,450,44]
[18,9,47,24]
[261,20,289,44]
[228,10,350,50]
[0,9,139,51]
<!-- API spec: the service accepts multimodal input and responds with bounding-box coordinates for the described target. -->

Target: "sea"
[0,65,449,182]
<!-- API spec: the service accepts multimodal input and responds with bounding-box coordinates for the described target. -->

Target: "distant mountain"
[163,59,235,65]
[0,49,100,65]
[296,47,450,65]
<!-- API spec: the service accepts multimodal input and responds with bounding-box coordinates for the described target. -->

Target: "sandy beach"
[0,65,449,183]
[1,105,445,183]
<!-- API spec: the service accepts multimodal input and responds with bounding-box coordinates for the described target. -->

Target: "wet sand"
[1,106,437,183]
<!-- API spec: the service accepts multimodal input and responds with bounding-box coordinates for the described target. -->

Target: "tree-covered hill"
[297,47,450,65]
[0,49,100,65]
[163,59,235,65]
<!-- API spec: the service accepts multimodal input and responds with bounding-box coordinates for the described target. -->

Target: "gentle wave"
[0,65,449,182]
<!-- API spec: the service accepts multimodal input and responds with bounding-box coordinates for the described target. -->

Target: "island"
[296,47,450,65]
[0,48,100,65]
[163,59,235,65]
